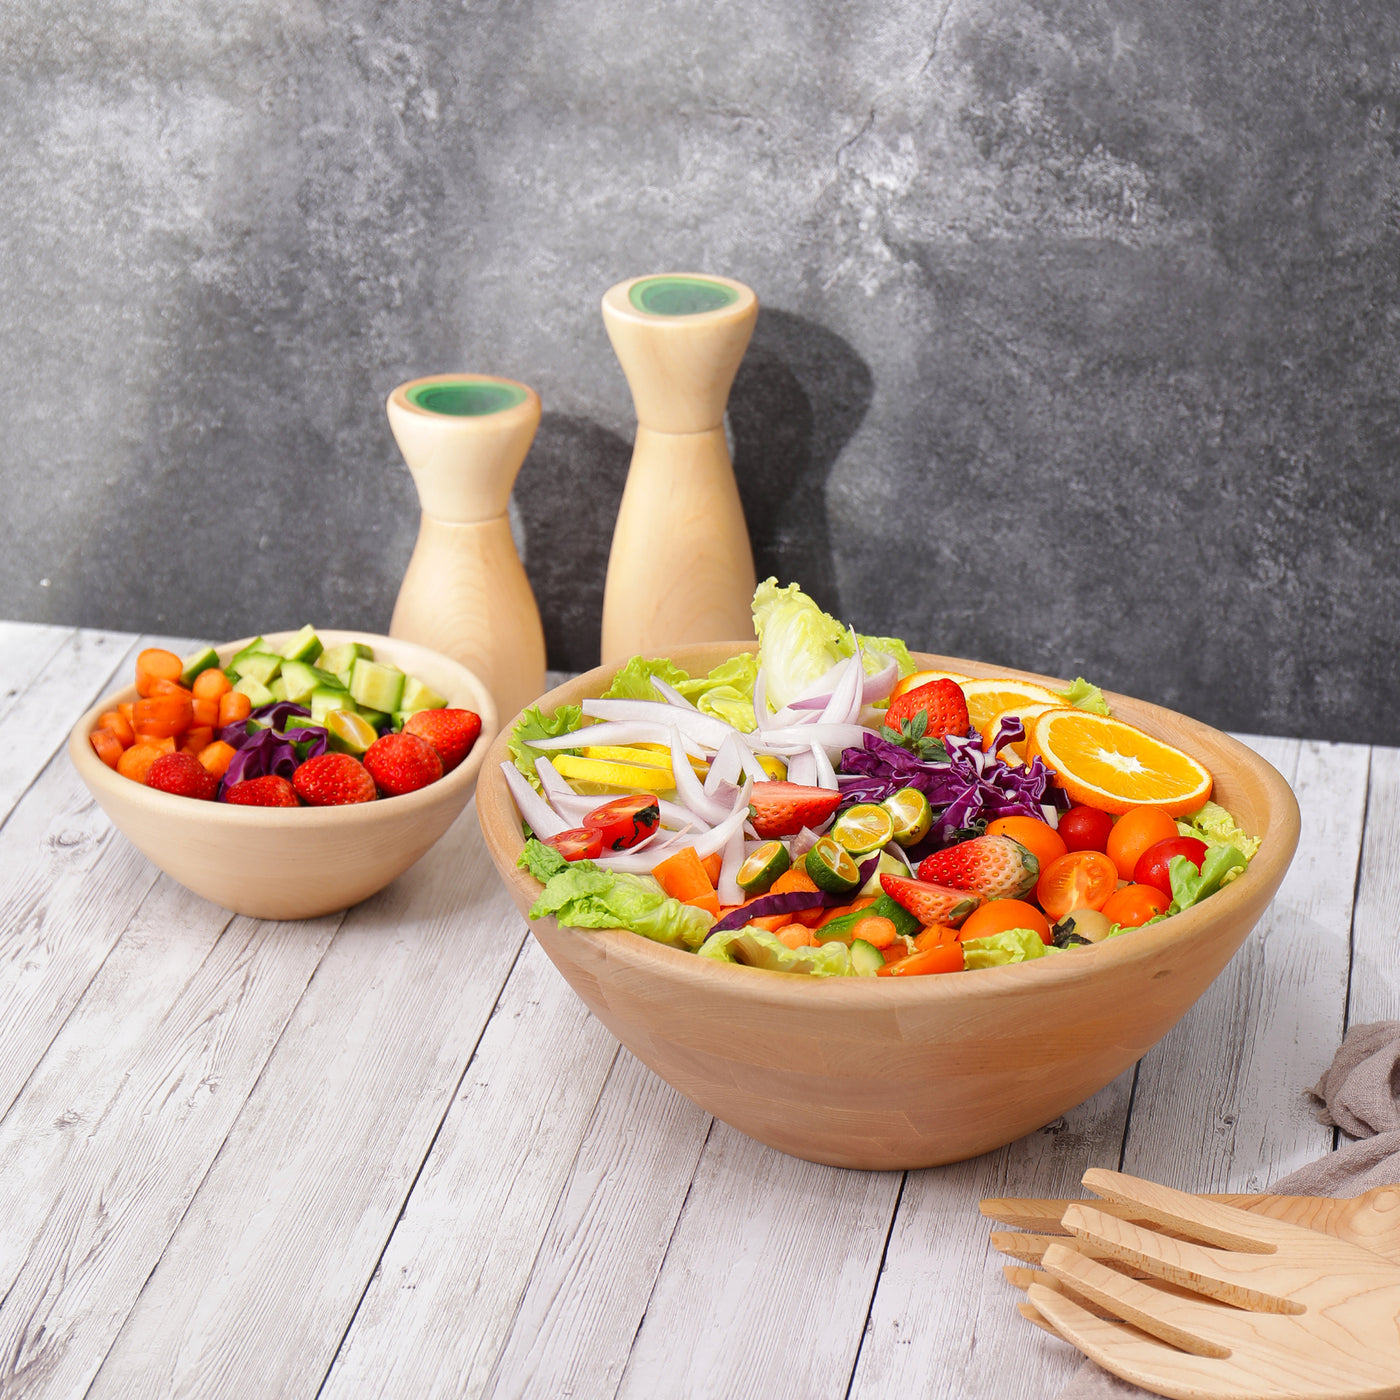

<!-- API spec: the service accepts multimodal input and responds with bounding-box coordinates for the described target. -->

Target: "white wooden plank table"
[0,622,1379,1399]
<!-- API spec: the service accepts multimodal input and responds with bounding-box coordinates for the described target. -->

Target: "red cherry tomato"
[1035,850,1119,921]
[1056,805,1114,854]
[544,826,604,861]
[1133,836,1208,896]
[581,793,661,851]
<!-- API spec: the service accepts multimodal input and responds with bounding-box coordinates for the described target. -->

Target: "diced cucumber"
[400,675,448,713]
[268,677,288,702]
[310,686,355,724]
[320,642,373,685]
[814,892,921,945]
[278,624,323,664]
[858,850,908,899]
[233,676,275,707]
[180,646,220,687]
[280,659,322,705]
[349,658,405,714]
[358,707,392,734]
[325,710,378,756]
[850,939,885,976]
[233,651,283,685]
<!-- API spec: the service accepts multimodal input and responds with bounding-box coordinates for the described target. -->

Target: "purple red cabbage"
[710,890,824,933]
[216,702,327,798]
[837,725,1060,850]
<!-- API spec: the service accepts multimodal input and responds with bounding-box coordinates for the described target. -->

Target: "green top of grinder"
[406,380,528,417]
[628,276,740,317]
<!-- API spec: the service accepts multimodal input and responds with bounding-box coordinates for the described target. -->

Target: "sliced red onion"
[1040,803,1060,828]
[811,742,838,790]
[717,819,745,906]
[789,656,851,705]
[501,761,569,839]
[704,733,743,795]
[650,676,700,710]
[861,659,899,704]
[528,720,706,758]
[819,649,864,725]
[789,825,823,858]
[580,698,732,748]
[752,667,772,732]
[785,695,829,711]
[589,838,692,873]
[668,726,732,825]
[785,750,817,787]
[753,723,871,754]
[687,797,753,859]
[534,756,573,801]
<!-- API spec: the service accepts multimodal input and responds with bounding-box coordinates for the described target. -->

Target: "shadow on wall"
[516,310,873,672]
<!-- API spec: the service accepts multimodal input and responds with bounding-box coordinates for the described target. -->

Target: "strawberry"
[916,834,1039,900]
[364,732,443,797]
[146,751,218,801]
[747,782,843,839]
[293,752,377,806]
[883,679,970,755]
[879,874,983,928]
[225,774,299,807]
[403,708,482,773]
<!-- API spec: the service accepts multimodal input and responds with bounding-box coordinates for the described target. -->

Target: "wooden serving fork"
[1005,1169,1400,1399]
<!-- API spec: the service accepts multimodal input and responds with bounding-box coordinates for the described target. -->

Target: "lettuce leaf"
[518,837,569,882]
[1057,677,1111,716]
[601,655,692,701]
[675,653,761,732]
[508,702,583,788]
[961,927,1053,968]
[855,634,916,679]
[1177,801,1261,863]
[697,926,853,976]
[1167,845,1247,914]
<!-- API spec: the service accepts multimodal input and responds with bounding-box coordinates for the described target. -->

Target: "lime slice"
[881,787,933,846]
[804,837,861,896]
[737,840,791,895]
[830,803,895,856]
[325,710,378,756]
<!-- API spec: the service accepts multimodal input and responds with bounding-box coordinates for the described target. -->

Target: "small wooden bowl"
[476,644,1300,1170]
[70,631,498,921]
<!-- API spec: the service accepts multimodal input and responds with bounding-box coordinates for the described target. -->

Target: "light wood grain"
[484,1048,712,1400]
[0,883,338,1400]
[85,804,529,1400]
[1347,743,1400,1025]
[322,937,619,1399]
[0,621,74,718]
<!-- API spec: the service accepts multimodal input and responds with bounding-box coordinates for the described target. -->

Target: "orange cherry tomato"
[913,924,959,952]
[1036,851,1119,921]
[1105,806,1178,881]
[1101,883,1170,928]
[959,898,1053,945]
[985,816,1067,875]
[877,942,965,976]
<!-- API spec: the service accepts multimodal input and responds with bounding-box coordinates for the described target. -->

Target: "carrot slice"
[218,691,252,727]
[98,710,135,747]
[133,691,194,739]
[877,943,966,977]
[89,728,124,768]
[180,726,214,755]
[652,846,716,904]
[700,851,723,886]
[116,742,166,784]
[192,696,221,728]
[135,649,184,698]
[776,923,815,949]
[198,740,237,780]
[851,915,898,950]
[192,667,232,701]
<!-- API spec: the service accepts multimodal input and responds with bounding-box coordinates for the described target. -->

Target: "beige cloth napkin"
[1054,1021,1400,1399]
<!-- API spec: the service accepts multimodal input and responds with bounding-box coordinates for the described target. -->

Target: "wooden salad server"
[388,374,547,722]
[599,274,758,665]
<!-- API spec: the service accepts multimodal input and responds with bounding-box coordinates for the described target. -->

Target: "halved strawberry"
[879,873,983,928]
[917,834,1039,900]
[747,782,843,839]
[403,708,482,772]
[884,679,970,740]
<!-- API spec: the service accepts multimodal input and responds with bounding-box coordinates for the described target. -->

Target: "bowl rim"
[70,629,499,826]
[477,642,1301,1007]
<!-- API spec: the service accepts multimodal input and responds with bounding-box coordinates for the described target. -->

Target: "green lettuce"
[509,703,583,788]
[751,577,913,711]
[1177,801,1261,863]
[961,927,1054,968]
[1167,845,1247,914]
[698,926,853,976]
[1056,677,1111,716]
[675,653,761,732]
[602,655,692,701]
[519,840,713,950]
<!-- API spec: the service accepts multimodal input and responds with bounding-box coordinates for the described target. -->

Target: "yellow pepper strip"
[580,744,708,778]
[551,753,677,792]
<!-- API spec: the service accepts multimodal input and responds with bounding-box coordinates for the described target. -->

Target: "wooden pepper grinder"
[600,274,759,664]
[387,374,547,722]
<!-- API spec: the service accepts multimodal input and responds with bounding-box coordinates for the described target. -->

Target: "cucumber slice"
[881,787,933,846]
[180,646,220,687]
[815,893,921,945]
[400,674,448,713]
[233,651,283,685]
[233,676,275,707]
[830,804,895,856]
[310,686,355,724]
[279,659,322,705]
[736,840,791,895]
[320,642,373,683]
[278,625,323,664]
[267,677,288,702]
[325,710,378,756]
[850,939,885,976]
[349,658,405,714]
[804,837,861,896]
[858,850,907,899]
[357,707,393,734]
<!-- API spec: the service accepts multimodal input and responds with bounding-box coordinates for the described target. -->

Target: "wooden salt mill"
[387,374,546,722]
[600,274,758,664]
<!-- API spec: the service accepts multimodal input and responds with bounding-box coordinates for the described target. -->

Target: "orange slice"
[1026,710,1213,816]
[981,701,1070,762]
[958,678,1065,738]
[890,668,974,700]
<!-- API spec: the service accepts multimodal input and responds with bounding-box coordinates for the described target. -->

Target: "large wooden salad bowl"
[476,644,1300,1170]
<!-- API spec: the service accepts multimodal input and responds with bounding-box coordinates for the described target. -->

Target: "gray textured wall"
[3,0,1399,744]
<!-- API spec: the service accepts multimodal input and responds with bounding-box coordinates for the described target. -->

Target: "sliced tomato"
[581,793,661,851]
[1035,850,1119,921]
[544,826,604,861]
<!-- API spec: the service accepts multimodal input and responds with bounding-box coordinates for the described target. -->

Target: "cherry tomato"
[1056,804,1114,854]
[958,898,1053,945]
[985,816,1067,875]
[1133,836,1208,896]
[1035,850,1119,921]
[544,826,604,861]
[581,794,661,851]
[1105,806,1178,880]
[877,942,965,976]
[1101,883,1170,928]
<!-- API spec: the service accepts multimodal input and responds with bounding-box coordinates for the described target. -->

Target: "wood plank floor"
[0,625,1377,1399]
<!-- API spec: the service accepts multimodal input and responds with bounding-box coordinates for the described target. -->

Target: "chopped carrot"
[192,667,232,701]
[813,895,878,930]
[133,691,194,739]
[198,740,237,780]
[192,696,221,727]
[98,710,135,747]
[652,846,716,904]
[746,913,791,932]
[180,725,214,755]
[913,924,959,952]
[776,923,815,949]
[877,943,966,977]
[700,851,723,885]
[851,915,898,950]
[116,742,166,784]
[119,702,136,732]
[89,728,124,768]
[883,935,916,964]
[218,690,252,727]
[146,677,193,700]
[685,891,722,919]
[135,648,184,698]
[771,866,818,895]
